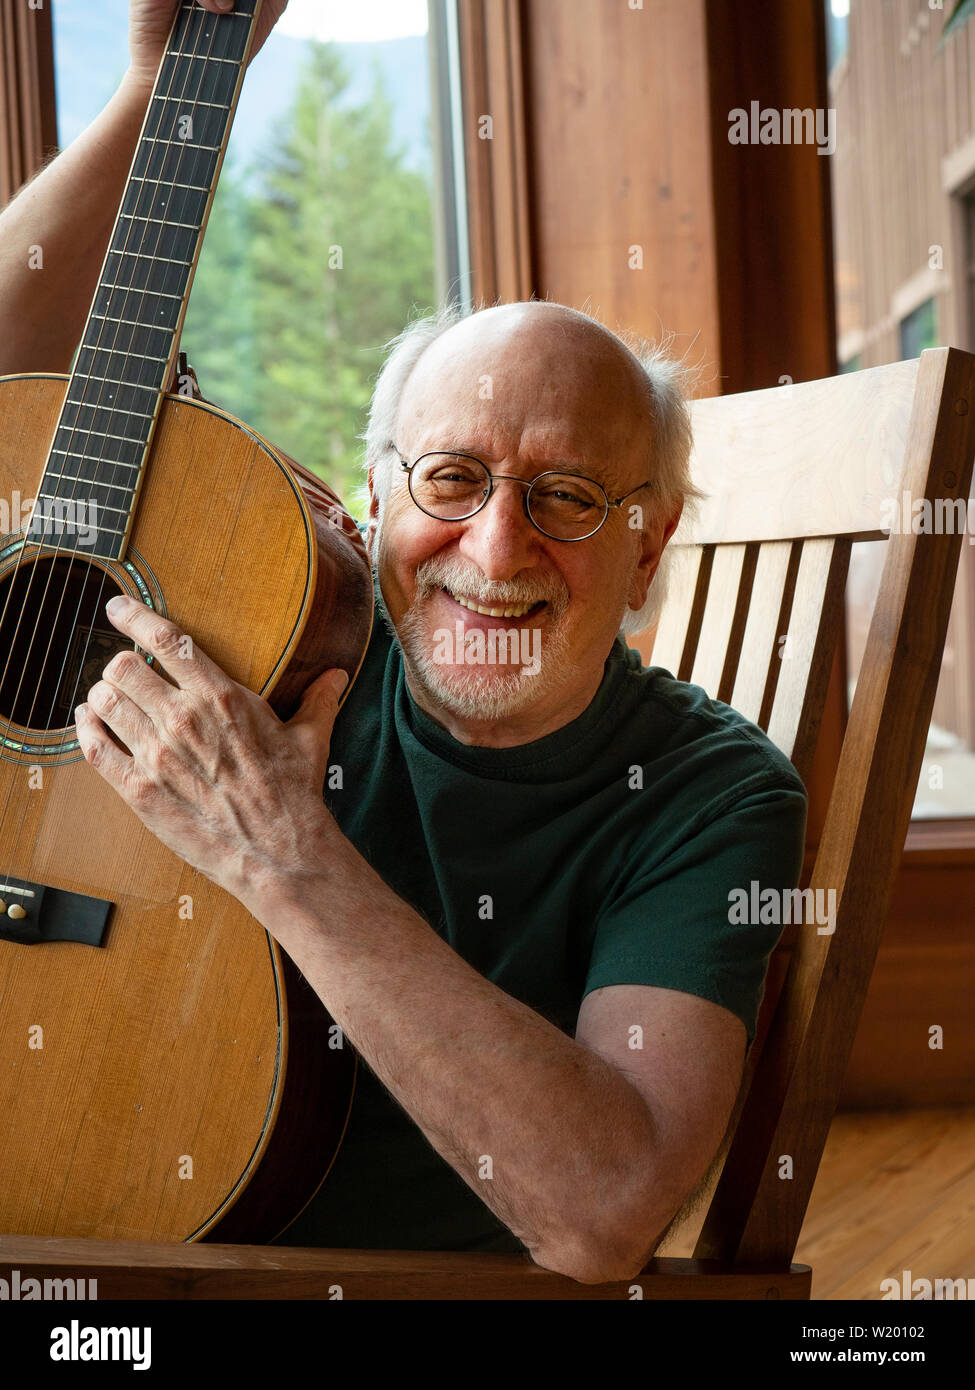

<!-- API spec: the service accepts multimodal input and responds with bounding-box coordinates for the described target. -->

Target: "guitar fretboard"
[29,0,260,561]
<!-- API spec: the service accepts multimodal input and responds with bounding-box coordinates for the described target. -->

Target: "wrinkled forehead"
[396,309,652,468]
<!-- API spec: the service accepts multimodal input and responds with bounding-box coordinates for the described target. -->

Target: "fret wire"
[37,495,132,518]
[50,452,141,472]
[42,475,137,491]
[60,530,129,543]
[87,311,176,326]
[149,95,231,111]
[67,372,164,391]
[87,314,177,340]
[60,395,157,420]
[105,250,189,268]
[29,543,129,559]
[127,174,211,195]
[75,351,170,366]
[67,371,166,391]
[142,138,221,152]
[172,52,239,66]
[117,214,201,231]
[56,425,153,443]
[98,283,184,301]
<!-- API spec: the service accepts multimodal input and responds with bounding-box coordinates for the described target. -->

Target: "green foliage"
[182,42,436,513]
[940,0,975,47]
[181,153,257,426]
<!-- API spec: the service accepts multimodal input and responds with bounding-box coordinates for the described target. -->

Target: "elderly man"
[0,0,807,1283]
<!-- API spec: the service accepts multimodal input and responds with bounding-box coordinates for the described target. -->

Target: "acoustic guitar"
[0,0,372,1243]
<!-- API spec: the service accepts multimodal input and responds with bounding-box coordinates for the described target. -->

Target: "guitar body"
[0,374,373,1242]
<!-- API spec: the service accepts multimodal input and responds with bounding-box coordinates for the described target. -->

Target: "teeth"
[447,589,538,619]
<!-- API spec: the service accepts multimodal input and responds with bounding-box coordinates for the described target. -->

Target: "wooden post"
[0,0,58,206]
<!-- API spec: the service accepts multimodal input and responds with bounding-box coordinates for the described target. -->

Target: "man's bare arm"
[0,72,153,376]
[251,833,742,1284]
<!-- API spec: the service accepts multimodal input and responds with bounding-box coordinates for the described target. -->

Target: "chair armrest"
[0,1235,810,1300]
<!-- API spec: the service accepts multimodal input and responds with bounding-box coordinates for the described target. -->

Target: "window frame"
[0,0,58,205]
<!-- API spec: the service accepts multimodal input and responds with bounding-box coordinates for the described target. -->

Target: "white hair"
[355,299,707,636]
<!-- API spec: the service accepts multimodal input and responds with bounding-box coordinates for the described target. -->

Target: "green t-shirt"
[274,575,808,1254]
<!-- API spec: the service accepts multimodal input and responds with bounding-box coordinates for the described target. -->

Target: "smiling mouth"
[441,585,547,620]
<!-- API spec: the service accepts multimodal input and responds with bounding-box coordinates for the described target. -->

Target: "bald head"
[395,302,656,487]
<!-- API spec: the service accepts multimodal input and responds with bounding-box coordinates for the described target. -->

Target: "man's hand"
[127,0,290,90]
[73,594,345,913]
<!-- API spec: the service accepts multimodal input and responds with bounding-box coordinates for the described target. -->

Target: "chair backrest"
[642,347,975,1266]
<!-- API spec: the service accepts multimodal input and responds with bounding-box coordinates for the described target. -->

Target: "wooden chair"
[2,346,973,1299]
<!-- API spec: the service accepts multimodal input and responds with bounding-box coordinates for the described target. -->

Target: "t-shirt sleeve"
[582,775,808,1046]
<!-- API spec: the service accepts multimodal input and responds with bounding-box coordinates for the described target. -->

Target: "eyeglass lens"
[409,453,608,539]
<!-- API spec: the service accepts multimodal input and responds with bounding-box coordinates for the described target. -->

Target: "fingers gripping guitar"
[127,0,290,91]
[75,595,349,915]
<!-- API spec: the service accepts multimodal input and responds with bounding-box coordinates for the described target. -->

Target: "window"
[827,2,975,822]
[899,298,938,360]
[52,0,465,514]
[825,0,850,73]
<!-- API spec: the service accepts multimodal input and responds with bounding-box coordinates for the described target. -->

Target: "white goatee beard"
[395,598,573,723]
[373,531,577,724]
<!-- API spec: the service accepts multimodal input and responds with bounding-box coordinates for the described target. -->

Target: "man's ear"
[364,463,380,558]
[628,500,683,613]
[660,499,683,548]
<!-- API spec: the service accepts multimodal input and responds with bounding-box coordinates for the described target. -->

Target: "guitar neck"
[31,0,262,562]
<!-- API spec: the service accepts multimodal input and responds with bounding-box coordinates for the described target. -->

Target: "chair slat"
[728,540,797,728]
[688,543,755,701]
[765,538,851,778]
[647,544,708,679]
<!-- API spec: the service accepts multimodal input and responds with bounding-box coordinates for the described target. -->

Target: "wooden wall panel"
[839,864,975,1107]
[705,0,838,392]
[459,0,534,302]
[518,0,721,382]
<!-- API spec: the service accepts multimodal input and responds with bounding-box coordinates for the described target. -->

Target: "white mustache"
[414,559,566,612]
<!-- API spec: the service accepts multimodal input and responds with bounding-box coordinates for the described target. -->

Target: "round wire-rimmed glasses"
[397,449,653,542]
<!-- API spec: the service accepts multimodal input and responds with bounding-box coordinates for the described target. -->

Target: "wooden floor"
[658,1106,975,1299]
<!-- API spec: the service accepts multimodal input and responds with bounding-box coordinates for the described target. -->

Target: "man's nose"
[457,477,540,578]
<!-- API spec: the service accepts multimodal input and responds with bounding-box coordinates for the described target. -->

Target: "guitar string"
[0,3,247,894]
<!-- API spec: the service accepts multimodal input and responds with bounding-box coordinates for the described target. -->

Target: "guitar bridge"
[0,877,113,947]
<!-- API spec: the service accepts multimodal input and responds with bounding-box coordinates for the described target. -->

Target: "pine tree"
[252,42,435,504]
[181,153,258,426]
[183,40,436,512]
